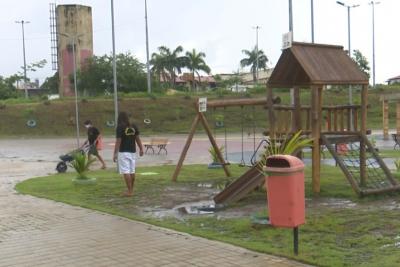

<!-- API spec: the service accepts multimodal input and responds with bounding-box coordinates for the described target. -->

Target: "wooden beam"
[171,114,200,182]
[198,112,231,177]
[311,86,322,194]
[397,101,400,135]
[360,85,368,186]
[206,97,280,108]
[383,100,389,140]
[267,86,276,138]
[293,87,301,131]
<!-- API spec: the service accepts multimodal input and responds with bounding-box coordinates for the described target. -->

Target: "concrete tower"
[56,4,93,97]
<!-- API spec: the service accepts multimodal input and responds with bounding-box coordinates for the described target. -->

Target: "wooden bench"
[143,138,169,154]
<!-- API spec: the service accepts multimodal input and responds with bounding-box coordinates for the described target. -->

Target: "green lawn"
[16,164,400,267]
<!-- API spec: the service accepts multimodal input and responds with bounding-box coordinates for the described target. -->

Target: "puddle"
[141,200,218,219]
[197,183,213,188]
[307,198,357,209]
[138,172,159,176]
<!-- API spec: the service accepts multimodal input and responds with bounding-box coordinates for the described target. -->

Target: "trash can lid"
[264,154,304,173]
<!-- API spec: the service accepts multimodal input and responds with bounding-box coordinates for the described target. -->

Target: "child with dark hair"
[83,120,106,169]
[113,112,144,197]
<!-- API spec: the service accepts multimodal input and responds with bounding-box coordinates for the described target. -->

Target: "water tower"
[53,4,93,97]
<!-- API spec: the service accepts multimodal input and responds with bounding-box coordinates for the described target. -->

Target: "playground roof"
[267,42,369,88]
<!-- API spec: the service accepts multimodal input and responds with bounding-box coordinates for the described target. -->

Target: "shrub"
[208,146,225,163]
[69,152,96,180]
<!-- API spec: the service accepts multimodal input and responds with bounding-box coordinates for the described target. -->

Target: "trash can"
[264,154,305,228]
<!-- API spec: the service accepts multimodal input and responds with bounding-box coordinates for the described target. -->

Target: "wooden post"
[326,110,332,131]
[333,109,338,131]
[360,84,368,187]
[267,86,276,137]
[172,114,200,181]
[397,101,400,135]
[383,100,389,140]
[347,107,351,132]
[198,112,231,177]
[353,108,358,131]
[293,87,301,131]
[311,86,322,194]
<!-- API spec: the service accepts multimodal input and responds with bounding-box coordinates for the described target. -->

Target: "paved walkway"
[0,137,310,267]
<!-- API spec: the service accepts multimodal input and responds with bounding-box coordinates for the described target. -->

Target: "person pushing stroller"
[83,120,106,169]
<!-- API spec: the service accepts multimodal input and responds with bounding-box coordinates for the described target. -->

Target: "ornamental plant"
[257,130,313,174]
[69,152,95,180]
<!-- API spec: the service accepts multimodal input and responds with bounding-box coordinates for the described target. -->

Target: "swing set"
[171,97,280,182]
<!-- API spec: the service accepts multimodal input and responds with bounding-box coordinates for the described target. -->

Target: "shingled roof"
[267,42,369,88]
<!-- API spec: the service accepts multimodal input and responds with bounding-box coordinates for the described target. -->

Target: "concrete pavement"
[0,137,310,267]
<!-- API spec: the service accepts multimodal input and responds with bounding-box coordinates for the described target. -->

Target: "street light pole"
[59,33,82,148]
[289,0,293,35]
[111,0,118,125]
[370,1,380,87]
[311,0,314,43]
[15,20,30,99]
[336,1,359,130]
[253,26,260,84]
[144,0,151,94]
[71,36,80,148]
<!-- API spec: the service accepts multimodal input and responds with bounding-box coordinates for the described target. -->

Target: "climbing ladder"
[321,133,400,196]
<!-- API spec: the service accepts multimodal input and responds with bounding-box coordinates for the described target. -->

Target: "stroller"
[56,144,90,173]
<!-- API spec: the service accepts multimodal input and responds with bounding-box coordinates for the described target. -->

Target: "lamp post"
[311,0,314,43]
[111,0,118,125]
[144,0,151,94]
[336,1,359,130]
[252,26,260,83]
[15,20,30,99]
[369,1,380,87]
[59,33,83,148]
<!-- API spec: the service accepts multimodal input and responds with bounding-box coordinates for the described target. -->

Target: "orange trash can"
[264,155,305,228]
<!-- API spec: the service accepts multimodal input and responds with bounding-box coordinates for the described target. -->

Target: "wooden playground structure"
[173,42,400,199]
[380,92,400,140]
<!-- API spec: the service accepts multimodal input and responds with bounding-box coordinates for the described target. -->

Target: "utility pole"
[370,1,380,87]
[111,0,118,125]
[253,26,260,83]
[145,0,151,93]
[289,0,294,105]
[59,33,83,148]
[311,0,314,43]
[15,20,30,99]
[336,1,359,130]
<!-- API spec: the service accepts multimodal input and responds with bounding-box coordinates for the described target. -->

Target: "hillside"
[0,89,395,137]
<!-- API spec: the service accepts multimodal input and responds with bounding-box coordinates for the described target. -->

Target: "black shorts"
[88,144,99,156]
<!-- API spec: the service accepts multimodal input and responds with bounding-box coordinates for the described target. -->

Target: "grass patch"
[16,164,400,267]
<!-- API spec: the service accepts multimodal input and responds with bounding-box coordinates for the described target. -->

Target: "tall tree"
[77,52,147,95]
[185,49,210,90]
[150,46,187,87]
[240,47,268,83]
[352,49,370,79]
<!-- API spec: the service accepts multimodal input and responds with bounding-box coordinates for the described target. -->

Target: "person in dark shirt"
[83,120,106,169]
[113,112,144,197]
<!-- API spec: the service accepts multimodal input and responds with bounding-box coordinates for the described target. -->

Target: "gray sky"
[0,0,398,85]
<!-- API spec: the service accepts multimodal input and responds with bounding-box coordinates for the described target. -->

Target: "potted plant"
[69,152,97,184]
[208,145,225,169]
[257,130,313,174]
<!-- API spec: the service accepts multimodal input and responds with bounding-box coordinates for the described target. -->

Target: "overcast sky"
[0,0,398,85]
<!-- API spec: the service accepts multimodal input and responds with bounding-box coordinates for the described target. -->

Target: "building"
[56,4,93,97]
[160,73,216,89]
[387,75,400,85]
[218,68,274,86]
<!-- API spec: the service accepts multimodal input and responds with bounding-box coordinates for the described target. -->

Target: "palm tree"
[150,52,169,85]
[240,47,268,83]
[150,46,187,88]
[185,49,211,91]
